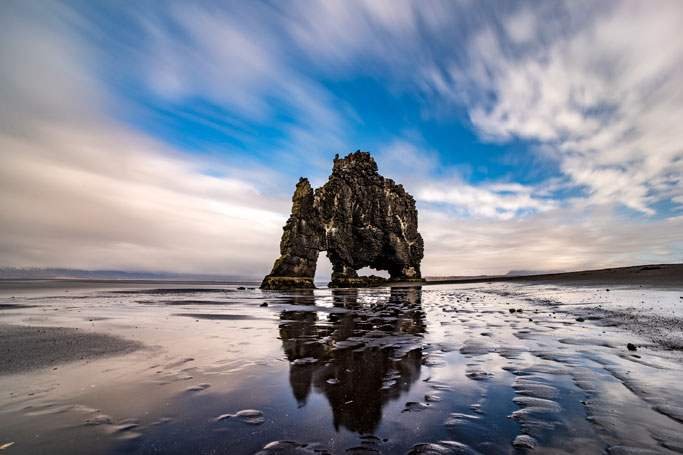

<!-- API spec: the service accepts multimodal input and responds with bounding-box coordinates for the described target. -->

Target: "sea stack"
[261,150,424,289]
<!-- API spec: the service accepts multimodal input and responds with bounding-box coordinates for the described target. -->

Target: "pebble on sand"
[512,435,538,449]
[216,409,265,425]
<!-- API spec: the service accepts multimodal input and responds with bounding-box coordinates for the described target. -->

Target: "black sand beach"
[0,267,682,454]
[0,324,141,376]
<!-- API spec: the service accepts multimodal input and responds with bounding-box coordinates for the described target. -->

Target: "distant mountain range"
[0,267,252,281]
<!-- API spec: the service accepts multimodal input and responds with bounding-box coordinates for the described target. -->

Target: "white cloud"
[286,0,420,68]
[1,0,681,279]
[280,0,683,219]
[374,139,555,220]
[440,1,683,215]
[374,134,681,275]
[374,140,440,181]
[0,131,288,276]
[0,1,288,277]
[504,8,536,44]
[140,3,345,136]
[417,185,554,220]
[420,207,683,276]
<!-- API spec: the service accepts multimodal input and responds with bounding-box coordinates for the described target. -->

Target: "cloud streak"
[436,1,683,215]
[420,207,683,276]
[0,1,287,277]
[1,0,681,278]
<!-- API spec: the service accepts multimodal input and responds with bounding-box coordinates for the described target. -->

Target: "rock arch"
[261,151,424,289]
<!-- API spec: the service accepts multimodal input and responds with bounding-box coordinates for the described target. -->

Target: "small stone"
[509,308,516,313]
[217,409,264,425]
[627,343,637,351]
[84,415,113,426]
[512,435,538,449]
[186,383,211,392]
[576,317,585,322]
[402,401,430,412]
[424,393,442,402]
[259,302,268,307]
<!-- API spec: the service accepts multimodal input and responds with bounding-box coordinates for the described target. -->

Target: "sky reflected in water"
[1,281,682,454]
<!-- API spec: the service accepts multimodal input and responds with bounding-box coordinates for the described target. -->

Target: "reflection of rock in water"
[279,288,425,434]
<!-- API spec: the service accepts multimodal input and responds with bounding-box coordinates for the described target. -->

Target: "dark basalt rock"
[261,151,424,289]
[327,275,388,289]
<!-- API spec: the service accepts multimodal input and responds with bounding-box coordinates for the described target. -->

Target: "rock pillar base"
[260,276,315,290]
[328,275,388,288]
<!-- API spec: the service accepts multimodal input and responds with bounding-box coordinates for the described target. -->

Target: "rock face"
[261,151,424,289]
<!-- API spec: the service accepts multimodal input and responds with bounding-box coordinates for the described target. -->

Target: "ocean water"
[0,281,682,454]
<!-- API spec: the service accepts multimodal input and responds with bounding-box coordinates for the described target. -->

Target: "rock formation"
[261,151,424,289]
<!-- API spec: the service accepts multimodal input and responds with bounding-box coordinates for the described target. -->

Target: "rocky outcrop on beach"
[261,151,424,289]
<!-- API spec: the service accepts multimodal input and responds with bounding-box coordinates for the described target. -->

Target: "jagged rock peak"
[332,150,378,174]
[261,150,424,289]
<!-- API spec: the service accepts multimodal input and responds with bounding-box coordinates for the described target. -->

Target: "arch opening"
[356,267,389,278]
[315,251,390,287]
[314,253,333,284]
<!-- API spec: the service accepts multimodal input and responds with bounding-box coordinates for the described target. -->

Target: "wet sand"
[0,277,682,454]
[0,324,141,375]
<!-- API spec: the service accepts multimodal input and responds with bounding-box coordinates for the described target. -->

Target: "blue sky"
[1,0,682,278]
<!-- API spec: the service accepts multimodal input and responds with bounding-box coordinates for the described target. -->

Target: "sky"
[1,0,682,279]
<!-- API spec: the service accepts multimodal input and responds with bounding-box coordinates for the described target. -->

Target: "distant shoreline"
[410,263,683,289]
[0,263,680,290]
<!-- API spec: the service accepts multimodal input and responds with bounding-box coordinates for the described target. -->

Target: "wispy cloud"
[130,2,352,172]
[285,1,683,216]
[375,140,556,220]
[421,207,683,276]
[0,1,287,276]
[433,1,683,215]
[1,0,681,277]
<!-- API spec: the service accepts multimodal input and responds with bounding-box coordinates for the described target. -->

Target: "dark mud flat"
[0,280,682,454]
[0,324,142,375]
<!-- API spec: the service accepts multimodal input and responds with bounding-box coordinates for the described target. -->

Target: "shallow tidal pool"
[1,281,682,454]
